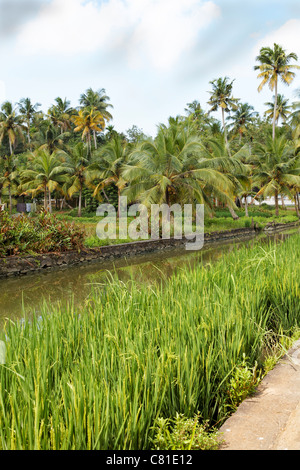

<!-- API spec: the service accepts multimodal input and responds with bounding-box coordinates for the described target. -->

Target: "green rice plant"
[0,234,299,449]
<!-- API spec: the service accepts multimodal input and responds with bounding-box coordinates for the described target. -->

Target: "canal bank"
[0,221,299,279]
[0,222,299,322]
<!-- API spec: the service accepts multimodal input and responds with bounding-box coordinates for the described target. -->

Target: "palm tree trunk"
[8,184,12,215]
[48,188,52,213]
[27,119,31,145]
[227,204,239,220]
[88,134,92,157]
[294,195,300,218]
[221,107,227,145]
[102,188,110,203]
[222,107,231,156]
[117,187,121,218]
[9,140,13,156]
[78,186,82,217]
[274,189,279,216]
[93,130,97,150]
[281,194,286,209]
[245,196,249,217]
[44,186,48,210]
[272,79,278,140]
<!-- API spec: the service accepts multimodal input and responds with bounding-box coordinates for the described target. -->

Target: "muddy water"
[0,229,298,321]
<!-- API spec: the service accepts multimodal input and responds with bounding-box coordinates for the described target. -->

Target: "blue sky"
[0,0,300,136]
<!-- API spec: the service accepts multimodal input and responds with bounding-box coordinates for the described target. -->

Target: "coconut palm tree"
[199,136,251,219]
[264,94,292,125]
[60,143,90,217]
[17,97,41,146]
[252,133,300,216]
[207,77,239,152]
[0,154,19,214]
[88,135,129,217]
[79,88,113,122]
[121,121,237,219]
[20,149,67,212]
[47,97,74,133]
[184,100,211,133]
[227,103,258,142]
[254,43,300,140]
[288,89,300,151]
[72,108,105,155]
[0,101,26,155]
[37,121,70,154]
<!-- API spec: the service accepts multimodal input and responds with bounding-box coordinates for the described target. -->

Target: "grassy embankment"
[55,205,299,247]
[0,233,299,449]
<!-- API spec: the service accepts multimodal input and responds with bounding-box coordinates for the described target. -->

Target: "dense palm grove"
[1,43,300,219]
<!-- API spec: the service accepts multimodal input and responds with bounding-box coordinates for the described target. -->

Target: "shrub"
[225,354,261,412]
[0,209,85,257]
[151,413,221,450]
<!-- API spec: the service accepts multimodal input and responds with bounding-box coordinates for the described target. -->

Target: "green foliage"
[0,209,85,256]
[204,213,298,233]
[225,354,261,412]
[151,413,220,450]
[0,235,299,449]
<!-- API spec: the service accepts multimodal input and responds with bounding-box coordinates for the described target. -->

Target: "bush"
[225,354,261,412]
[151,413,221,450]
[0,209,85,257]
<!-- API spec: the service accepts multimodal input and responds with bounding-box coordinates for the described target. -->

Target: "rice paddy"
[0,234,299,450]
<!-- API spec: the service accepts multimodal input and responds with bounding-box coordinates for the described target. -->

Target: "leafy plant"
[225,354,262,412]
[0,209,85,256]
[151,413,221,450]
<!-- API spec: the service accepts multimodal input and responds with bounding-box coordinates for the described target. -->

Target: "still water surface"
[0,229,298,321]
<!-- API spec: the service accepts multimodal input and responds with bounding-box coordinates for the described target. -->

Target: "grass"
[54,206,299,247]
[0,233,299,449]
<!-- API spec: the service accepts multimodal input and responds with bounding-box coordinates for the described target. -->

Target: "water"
[0,228,298,322]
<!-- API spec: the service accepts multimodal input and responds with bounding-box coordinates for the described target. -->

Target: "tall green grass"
[0,234,299,449]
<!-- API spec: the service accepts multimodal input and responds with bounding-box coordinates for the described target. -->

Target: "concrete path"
[218,340,300,450]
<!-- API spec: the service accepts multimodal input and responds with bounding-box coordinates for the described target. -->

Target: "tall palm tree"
[288,89,300,150]
[47,97,74,133]
[184,100,210,133]
[79,88,113,122]
[254,43,300,140]
[72,108,105,154]
[17,97,41,146]
[121,122,236,218]
[88,135,129,217]
[200,136,251,219]
[20,149,67,212]
[60,143,89,217]
[227,103,258,142]
[0,154,18,214]
[207,77,239,151]
[0,101,26,155]
[252,134,300,215]
[264,94,292,125]
[38,121,70,154]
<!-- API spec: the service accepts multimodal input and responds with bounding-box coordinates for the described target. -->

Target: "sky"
[0,0,300,137]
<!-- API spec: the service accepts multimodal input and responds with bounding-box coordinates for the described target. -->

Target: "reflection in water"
[0,229,298,321]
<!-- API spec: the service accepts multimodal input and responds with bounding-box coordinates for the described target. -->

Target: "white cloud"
[253,19,300,60]
[15,0,220,70]
[210,19,300,120]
